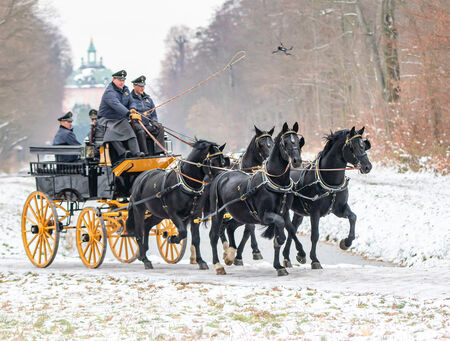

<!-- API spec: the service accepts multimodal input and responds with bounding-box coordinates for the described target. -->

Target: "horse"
[209,122,304,276]
[188,125,274,269]
[282,127,372,269]
[220,125,275,265]
[126,139,226,269]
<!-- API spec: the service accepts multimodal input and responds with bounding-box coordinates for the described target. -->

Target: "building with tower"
[63,39,112,141]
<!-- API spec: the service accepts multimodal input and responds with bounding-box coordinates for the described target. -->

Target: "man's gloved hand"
[130,113,142,121]
[151,120,163,130]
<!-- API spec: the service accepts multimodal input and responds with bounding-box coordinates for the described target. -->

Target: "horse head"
[191,140,226,178]
[278,122,304,168]
[342,126,372,174]
[253,125,275,160]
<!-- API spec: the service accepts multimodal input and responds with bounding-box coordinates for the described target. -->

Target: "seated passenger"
[52,111,81,162]
[97,70,144,159]
[130,75,165,156]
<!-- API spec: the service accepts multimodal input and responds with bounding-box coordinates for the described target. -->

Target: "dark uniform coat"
[130,90,164,154]
[98,82,136,142]
[52,126,81,162]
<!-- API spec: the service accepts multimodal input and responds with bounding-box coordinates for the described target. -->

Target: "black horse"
[209,123,304,276]
[126,140,226,269]
[282,127,372,269]
[188,126,274,268]
[220,125,275,266]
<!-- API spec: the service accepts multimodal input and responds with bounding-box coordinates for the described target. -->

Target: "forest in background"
[0,0,71,171]
[157,0,449,174]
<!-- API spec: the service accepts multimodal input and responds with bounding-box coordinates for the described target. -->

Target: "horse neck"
[319,140,347,186]
[180,152,205,189]
[241,138,263,169]
[266,142,290,186]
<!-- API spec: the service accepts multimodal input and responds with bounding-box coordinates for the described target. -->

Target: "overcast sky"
[39,0,225,91]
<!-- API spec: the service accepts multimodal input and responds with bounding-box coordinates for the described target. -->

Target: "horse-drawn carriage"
[21,140,188,268]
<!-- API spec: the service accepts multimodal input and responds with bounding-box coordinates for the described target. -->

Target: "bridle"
[342,134,367,167]
[279,130,301,163]
[254,133,273,161]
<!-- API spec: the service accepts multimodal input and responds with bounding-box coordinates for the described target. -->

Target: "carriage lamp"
[164,133,173,154]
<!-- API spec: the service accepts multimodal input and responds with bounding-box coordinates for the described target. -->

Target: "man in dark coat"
[52,111,81,162]
[97,70,144,158]
[130,75,165,155]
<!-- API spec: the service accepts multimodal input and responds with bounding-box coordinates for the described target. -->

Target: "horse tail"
[125,197,136,237]
[262,224,275,239]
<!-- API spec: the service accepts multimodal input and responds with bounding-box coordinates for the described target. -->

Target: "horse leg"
[137,214,160,269]
[310,211,323,269]
[190,220,208,270]
[223,220,238,266]
[283,214,306,267]
[189,219,198,264]
[234,224,251,266]
[210,214,226,275]
[249,225,263,260]
[262,212,288,276]
[334,203,357,250]
[168,214,187,244]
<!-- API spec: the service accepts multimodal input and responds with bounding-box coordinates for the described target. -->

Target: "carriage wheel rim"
[106,217,139,263]
[155,219,186,264]
[21,191,59,268]
[76,207,107,269]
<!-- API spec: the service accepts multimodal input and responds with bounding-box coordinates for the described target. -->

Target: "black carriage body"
[30,146,115,201]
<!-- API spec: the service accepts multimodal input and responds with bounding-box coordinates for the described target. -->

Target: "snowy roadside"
[1,264,449,340]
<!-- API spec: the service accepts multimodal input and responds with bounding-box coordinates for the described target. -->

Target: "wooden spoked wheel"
[21,191,60,268]
[76,207,107,269]
[106,216,138,263]
[155,219,186,264]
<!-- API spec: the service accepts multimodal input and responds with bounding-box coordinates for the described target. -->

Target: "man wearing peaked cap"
[88,109,98,120]
[130,75,165,156]
[97,69,145,158]
[53,111,81,162]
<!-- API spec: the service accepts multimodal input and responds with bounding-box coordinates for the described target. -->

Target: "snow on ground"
[0,168,449,340]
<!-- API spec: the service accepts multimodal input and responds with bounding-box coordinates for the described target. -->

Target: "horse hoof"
[190,258,197,265]
[215,266,226,275]
[283,259,292,268]
[296,254,307,264]
[224,258,233,266]
[311,262,323,270]
[339,239,350,250]
[223,247,237,266]
[252,252,263,260]
[144,261,153,270]
[233,258,243,266]
[198,262,209,270]
[277,268,289,276]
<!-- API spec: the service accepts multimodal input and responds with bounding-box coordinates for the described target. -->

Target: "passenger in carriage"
[97,70,145,159]
[130,75,165,156]
[52,111,81,162]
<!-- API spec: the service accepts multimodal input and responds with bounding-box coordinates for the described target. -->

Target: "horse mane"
[192,139,217,151]
[318,129,349,158]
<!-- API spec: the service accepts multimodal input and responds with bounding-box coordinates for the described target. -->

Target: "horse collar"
[176,163,205,195]
[262,164,293,193]
[315,156,349,192]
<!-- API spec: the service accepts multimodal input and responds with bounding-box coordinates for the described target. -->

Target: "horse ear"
[293,122,299,132]
[269,126,275,136]
[282,122,288,132]
[358,126,365,135]
[254,125,262,136]
[364,139,371,150]
[219,143,226,152]
[299,136,305,148]
[350,126,356,136]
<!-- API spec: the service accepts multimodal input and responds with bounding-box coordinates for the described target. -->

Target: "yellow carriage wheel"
[155,219,186,264]
[106,216,138,263]
[21,191,60,268]
[76,207,107,269]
